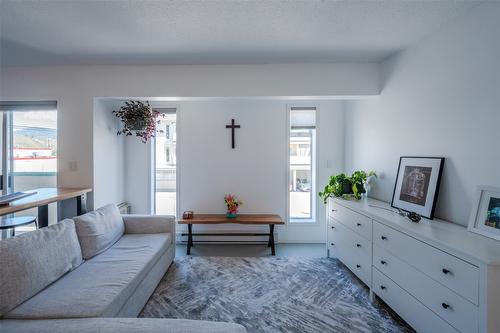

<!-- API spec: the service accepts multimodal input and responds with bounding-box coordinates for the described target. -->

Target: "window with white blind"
[288,107,316,222]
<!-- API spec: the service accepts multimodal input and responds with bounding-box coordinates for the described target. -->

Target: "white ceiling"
[0,0,482,66]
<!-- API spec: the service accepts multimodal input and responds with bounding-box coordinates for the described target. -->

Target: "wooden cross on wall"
[225,118,241,149]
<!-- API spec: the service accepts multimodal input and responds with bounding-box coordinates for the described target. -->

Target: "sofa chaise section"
[3,208,176,319]
[5,233,173,319]
[0,205,247,332]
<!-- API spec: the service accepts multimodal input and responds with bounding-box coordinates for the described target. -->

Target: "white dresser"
[326,197,500,333]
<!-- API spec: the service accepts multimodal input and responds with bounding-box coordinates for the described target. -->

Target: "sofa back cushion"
[0,219,83,316]
[73,204,124,259]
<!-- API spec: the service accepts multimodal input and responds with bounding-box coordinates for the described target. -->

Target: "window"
[154,109,177,216]
[10,111,57,192]
[0,101,58,236]
[288,107,316,222]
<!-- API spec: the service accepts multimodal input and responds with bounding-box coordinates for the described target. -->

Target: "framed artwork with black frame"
[391,156,445,219]
[468,186,500,241]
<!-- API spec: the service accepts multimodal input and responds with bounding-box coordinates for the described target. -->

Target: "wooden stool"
[0,216,37,237]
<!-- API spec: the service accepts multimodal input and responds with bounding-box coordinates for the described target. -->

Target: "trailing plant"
[112,100,164,143]
[319,170,376,203]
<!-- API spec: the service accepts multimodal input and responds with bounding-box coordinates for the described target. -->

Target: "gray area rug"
[140,256,414,333]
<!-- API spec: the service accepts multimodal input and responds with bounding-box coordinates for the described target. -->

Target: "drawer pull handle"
[380,260,387,265]
[356,264,361,268]
[381,236,387,240]
[441,303,451,310]
[330,243,335,246]
[331,209,337,212]
[356,243,361,248]
[380,285,386,290]
[442,268,451,275]
[356,223,362,227]
[331,226,335,229]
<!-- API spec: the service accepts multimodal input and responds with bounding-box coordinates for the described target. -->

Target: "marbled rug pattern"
[140,256,414,333]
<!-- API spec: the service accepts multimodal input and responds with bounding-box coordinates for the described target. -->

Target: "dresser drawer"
[373,221,479,304]
[350,252,371,287]
[327,243,337,258]
[327,223,337,257]
[373,268,460,333]
[330,219,371,286]
[374,245,478,333]
[327,221,339,248]
[329,201,372,240]
[338,243,371,286]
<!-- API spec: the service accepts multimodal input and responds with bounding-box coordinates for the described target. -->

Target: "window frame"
[286,105,318,224]
[152,106,181,218]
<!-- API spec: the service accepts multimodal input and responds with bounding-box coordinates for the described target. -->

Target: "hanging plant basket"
[112,100,164,143]
[129,120,147,131]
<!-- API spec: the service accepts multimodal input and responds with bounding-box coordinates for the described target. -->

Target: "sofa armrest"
[122,215,175,234]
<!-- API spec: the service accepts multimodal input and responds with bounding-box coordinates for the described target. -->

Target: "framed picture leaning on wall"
[468,186,500,241]
[391,156,445,219]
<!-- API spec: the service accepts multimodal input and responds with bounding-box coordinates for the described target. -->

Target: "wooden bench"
[178,214,284,255]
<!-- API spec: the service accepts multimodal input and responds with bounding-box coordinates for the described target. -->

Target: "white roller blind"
[290,107,316,129]
[0,101,57,111]
[153,107,176,114]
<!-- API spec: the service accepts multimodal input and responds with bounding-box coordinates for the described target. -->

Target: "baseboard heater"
[117,202,131,214]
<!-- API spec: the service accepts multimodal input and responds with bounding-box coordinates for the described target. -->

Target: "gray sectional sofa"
[0,204,246,333]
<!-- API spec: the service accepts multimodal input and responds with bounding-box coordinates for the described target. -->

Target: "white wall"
[122,99,345,242]
[93,98,154,213]
[92,99,125,209]
[124,130,154,215]
[345,2,500,226]
[0,63,379,210]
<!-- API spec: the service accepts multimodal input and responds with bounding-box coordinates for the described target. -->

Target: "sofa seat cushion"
[74,204,125,259]
[0,219,83,317]
[0,318,248,333]
[4,233,172,319]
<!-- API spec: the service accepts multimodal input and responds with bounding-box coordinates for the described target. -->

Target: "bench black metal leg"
[76,194,87,216]
[38,204,49,228]
[269,224,275,255]
[187,224,193,255]
[267,225,273,247]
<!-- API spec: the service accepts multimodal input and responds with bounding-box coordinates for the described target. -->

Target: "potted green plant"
[319,170,376,203]
[112,100,164,143]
